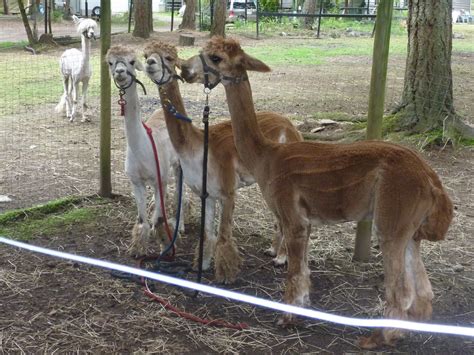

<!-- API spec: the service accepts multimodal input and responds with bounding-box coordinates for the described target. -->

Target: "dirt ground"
[0,26,473,353]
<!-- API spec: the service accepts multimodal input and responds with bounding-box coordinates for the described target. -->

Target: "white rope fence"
[1,236,473,338]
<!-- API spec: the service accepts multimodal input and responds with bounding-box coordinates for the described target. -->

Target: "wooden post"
[353,0,393,262]
[99,0,112,197]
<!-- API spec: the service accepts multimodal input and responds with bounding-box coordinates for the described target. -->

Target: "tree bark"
[18,0,37,45]
[303,0,317,29]
[210,0,226,37]
[180,0,196,30]
[3,0,9,14]
[63,0,71,19]
[133,0,152,38]
[396,0,454,132]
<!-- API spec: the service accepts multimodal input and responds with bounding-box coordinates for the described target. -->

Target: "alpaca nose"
[147,58,157,65]
[115,67,125,74]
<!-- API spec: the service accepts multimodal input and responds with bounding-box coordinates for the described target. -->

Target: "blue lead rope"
[165,102,193,123]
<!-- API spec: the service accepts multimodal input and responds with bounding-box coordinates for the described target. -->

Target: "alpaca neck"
[159,80,200,155]
[81,36,91,70]
[224,80,268,172]
[123,82,147,150]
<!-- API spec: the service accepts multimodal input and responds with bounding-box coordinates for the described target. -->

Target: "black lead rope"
[194,90,211,297]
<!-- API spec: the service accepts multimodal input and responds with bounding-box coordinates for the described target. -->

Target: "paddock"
[0,26,473,353]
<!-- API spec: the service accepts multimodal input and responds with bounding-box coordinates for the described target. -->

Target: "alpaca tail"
[415,185,454,242]
[55,93,67,114]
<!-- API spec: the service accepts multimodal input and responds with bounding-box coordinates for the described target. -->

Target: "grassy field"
[0,22,472,114]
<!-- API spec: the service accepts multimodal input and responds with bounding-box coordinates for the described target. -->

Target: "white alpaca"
[106,45,184,256]
[55,15,97,122]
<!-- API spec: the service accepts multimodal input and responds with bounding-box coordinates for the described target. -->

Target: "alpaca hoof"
[357,330,397,350]
[69,116,75,123]
[276,313,298,327]
[215,270,237,285]
[264,246,277,257]
[127,243,148,258]
[272,255,287,266]
[129,223,151,257]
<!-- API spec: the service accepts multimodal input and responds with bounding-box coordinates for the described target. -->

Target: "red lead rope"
[142,122,175,257]
[139,124,248,331]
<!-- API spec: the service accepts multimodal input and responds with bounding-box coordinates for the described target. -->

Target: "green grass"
[0,196,95,241]
[0,41,28,49]
[0,196,83,224]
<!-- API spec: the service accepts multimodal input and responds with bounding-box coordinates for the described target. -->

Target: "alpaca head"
[143,40,180,86]
[180,36,271,88]
[106,45,144,89]
[73,15,97,40]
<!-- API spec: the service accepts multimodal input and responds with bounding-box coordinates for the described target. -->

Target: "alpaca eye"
[130,60,135,65]
[108,61,113,66]
[210,55,222,64]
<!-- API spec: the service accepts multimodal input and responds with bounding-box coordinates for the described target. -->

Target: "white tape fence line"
[0,236,473,338]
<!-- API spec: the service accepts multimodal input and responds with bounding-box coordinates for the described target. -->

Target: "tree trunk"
[210,0,226,37]
[63,0,71,19]
[396,0,454,132]
[18,0,37,45]
[147,0,154,32]
[303,0,317,29]
[133,0,152,38]
[3,0,9,14]
[180,0,196,30]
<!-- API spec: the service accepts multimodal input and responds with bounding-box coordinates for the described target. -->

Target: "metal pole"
[85,0,88,17]
[353,0,393,262]
[171,0,175,31]
[44,0,47,34]
[316,0,323,38]
[128,0,133,33]
[199,0,202,30]
[256,0,259,38]
[99,0,112,197]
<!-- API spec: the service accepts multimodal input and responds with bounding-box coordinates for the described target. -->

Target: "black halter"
[112,60,147,95]
[150,55,184,86]
[199,53,249,90]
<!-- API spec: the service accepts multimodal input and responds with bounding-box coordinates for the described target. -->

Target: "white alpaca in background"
[55,15,97,122]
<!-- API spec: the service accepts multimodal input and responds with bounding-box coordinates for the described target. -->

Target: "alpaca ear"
[242,53,271,72]
[72,15,80,24]
[135,59,145,72]
[176,57,183,69]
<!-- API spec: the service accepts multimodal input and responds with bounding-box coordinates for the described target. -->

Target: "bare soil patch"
[0,30,473,353]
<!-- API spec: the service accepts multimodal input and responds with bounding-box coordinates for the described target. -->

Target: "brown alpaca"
[180,36,454,349]
[142,40,303,282]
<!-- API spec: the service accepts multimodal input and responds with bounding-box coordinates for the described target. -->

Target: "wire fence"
[0,43,132,212]
[0,28,472,212]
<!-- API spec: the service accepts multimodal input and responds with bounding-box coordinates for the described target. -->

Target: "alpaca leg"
[65,77,73,119]
[278,217,311,325]
[407,239,434,321]
[151,180,171,254]
[265,221,287,266]
[215,195,242,284]
[129,183,150,257]
[69,81,79,122]
[358,228,417,349]
[81,77,90,122]
[194,197,217,271]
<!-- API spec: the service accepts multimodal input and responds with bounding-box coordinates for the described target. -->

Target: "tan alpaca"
[180,37,453,349]
[142,40,303,282]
